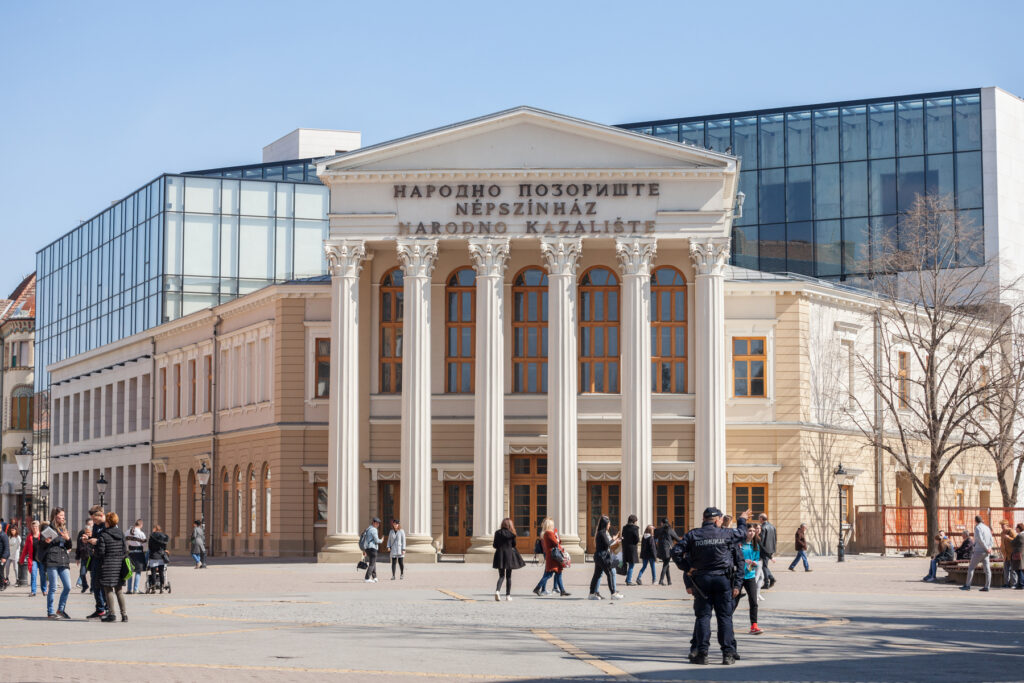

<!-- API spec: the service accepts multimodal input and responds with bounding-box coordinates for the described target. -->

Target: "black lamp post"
[38,481,49,518]
[96,472,108,508]
[14,439,32,536]
[197,462,210,528]
[835,462,847,563]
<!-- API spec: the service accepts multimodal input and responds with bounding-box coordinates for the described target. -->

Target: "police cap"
[702,507,723,519]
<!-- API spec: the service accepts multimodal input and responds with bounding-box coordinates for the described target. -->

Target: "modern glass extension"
[618,89,984,279]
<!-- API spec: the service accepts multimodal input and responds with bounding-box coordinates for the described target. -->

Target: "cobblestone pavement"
[0,554,1020,682]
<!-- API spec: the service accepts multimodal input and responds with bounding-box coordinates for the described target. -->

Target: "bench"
[939,559,1006,586]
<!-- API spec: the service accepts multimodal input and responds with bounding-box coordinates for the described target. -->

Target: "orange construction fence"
[875,506,1024,550]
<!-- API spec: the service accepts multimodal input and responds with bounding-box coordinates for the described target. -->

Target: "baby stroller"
[146,559,171,594]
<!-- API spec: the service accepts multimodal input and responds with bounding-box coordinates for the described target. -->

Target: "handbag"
[550,545,565,566]
[356,557,368,571]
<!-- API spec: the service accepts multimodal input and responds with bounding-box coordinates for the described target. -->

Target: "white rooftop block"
[263,128,362,163]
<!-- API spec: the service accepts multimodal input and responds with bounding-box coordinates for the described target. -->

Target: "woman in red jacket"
[531,518,570,597]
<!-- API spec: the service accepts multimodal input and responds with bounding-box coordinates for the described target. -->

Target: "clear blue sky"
[2,1,1022,296]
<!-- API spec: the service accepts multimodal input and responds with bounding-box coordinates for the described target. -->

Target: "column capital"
[396,238,439,278]
[468,237,511,279]
[324,240,366,279]
[615,236,658,277]
[689,237,731,276]
[539,237,582,276]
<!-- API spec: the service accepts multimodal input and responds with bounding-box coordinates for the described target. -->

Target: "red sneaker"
[750,623,763,635]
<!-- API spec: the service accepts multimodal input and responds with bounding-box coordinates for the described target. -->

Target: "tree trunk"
[998,465,1012,516]
[924,483,940,555]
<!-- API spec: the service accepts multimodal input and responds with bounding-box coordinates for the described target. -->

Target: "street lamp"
[38,481,49,518]
[835,462,847,563]
[197,462,211,528]
[96,472,108,508]
[14,439,32,537]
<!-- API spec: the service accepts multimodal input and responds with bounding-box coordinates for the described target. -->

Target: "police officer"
[677,506,751,665]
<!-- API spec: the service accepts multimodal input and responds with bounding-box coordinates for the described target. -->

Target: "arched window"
[512,267,548,393]
[446,268,476,393]
[379,268,404,393]
[651,267,687,393]
[248,466,257,535]
[221,469,230,535]
[10,386,33,430]
[579,267,620,393]
[263,465,272,535]
[234,466,243,535]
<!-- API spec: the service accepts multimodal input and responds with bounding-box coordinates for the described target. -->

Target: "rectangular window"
[223,486,231,534]
[10,394,32,431]
[204,355,213,412]
[173,363,181,418]
[265,487,272,535]
[314,482,328,523]
[128,377,138,432]
[897,351,909,409]
[732,337,767,398]
[840,485,853,524]
[842,339,856,408]
[188,359,196,416]
[315,338,330,398]
[733,484,768,518]
[140,374,151,429]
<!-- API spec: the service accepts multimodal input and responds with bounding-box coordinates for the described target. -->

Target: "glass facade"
[620,89,984,279]
[183,159,321,184]
[35,173,328,392]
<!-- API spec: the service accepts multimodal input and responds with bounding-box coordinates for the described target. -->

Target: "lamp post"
[835,462,847,563]
[38,481,49,518]
[197,462,210,529]
[96,472,108,509]
[14,439,32,537]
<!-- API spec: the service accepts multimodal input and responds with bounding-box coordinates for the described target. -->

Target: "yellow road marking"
[532,628,636,680]
[0,654,524,679]
[436,588,476,602]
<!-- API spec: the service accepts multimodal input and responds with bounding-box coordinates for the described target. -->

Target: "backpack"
[671,540,687,570]
[358,528,368,552]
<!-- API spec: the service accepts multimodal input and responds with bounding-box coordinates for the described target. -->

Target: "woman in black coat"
[589,515,623,600]
[94,512,127,622]
[492,518,525,601]
[147,524,170,593]
[620,514,641,586]
[654,518,681,586]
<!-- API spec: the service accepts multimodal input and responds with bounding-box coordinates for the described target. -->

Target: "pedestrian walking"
[126,519,147,593]
[190,520,207,569]
[387,519,406,580]
[998,520,1017,588]
[4,525,21,589]
[757,514,777,589]
[21,520,46,596]
[961,515,994,591]
[41,508,73,620]
[788,523,812,572]
[532,518,570,597]
[0,523,9,591]
[492,518,525,601]
[81,507,108,617]
[147,525,170,593]
[636,524,657,585]
[1011,523,1024,589]
[922,534,954,582]
[75,519,92,592]
[589,515,623,600]
[621,515,640,586]
[359,517,382,583]
[655,518,680,585]
[733,524,764,634]
[95,512,128,622]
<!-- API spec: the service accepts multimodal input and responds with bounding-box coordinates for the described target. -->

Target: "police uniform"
[677,507,748,664]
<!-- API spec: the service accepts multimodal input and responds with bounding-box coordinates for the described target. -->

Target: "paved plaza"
[0,554,1020,682]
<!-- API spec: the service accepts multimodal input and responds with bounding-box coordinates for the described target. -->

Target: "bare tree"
[849,194,1001,554]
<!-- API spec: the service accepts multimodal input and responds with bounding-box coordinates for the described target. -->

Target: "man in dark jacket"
[654,518,681,586]
[788,523,811,572]
[75,520,92,592]
[80,506,108,619]
[621,515,640,585]
[758,514,777,589]
[0,529,9,590]
[955,531,974,560]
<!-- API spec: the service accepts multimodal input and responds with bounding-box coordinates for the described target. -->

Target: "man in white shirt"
[961,515,993,592]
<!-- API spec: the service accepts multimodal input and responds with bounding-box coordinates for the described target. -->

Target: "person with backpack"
[95,512,128,622]
[655,518,681,585]
[532,518,570,597]
[41,507,73,619]
[386,519,406,580]
[360,517,382,583]
[492,518,525,601]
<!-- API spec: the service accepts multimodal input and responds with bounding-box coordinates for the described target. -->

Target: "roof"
[0,272,35,321]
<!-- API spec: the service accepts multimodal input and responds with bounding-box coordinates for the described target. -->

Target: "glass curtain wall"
[620,90,984,280]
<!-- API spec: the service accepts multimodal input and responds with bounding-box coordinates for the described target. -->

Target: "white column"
[616,237,657,527]
[396,238,439,560]
[689,237,731,516]
[540,237,584,557]
[467,237,510,558]
[319,239,367,562]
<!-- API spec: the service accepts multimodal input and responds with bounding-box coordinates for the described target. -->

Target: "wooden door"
[443,482,474,554]
[377,481,400,538]
[654,482,689,537]
[509,453,547,554]
[586,483,621,552]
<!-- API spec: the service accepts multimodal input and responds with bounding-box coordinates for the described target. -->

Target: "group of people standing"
[359,517,407,582]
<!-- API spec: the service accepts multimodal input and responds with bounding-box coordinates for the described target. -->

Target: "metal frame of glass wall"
[618,89,984,280]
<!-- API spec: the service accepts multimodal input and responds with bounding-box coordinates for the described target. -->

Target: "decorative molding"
[300,464,327,483]
[689,236,731,276]
[539,237,582,276]
[322,168,729,183]
[976,475,997,491]
[653,471,690,481]
[731,473,771,483]
[395,238,439,278]
[508,445,547,455]
[615,237,658,277]
[467,237,511,278]
[725,464,783,485]
[833,321,863,335]
[434,462,475,481]
[324,239,367,279]
[363,462,400,481]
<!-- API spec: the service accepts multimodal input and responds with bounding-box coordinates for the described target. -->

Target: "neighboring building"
[618,87,1024,291]
[0,273,36,521]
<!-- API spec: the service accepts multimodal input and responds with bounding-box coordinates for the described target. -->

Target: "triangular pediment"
[319,107,734,174]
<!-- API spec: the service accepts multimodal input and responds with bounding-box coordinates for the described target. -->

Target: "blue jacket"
[361,526,381,551]
[741,542,760,580]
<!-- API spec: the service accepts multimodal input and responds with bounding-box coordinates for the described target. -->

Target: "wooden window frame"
[204,354,213,413]
[159,367,167,421]
[732,482,769,518]
[188,359,197,416]
[173,363,182,418]
[897,351,909,409]
[732,337,767,398]
[651,266,687,394]
[445,267,476,394]
[379,268,404,394]
[840,484,853,524]
[511,266,548,393]
[579,266,620,394]
[314,337,331,399]
[10,388,33,431]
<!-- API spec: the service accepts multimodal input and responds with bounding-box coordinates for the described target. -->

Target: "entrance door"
[377,481,400,539]
[443,482,474,554]
[586,483,620,552]
[509,453,547,554]
[654,482,689,537]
